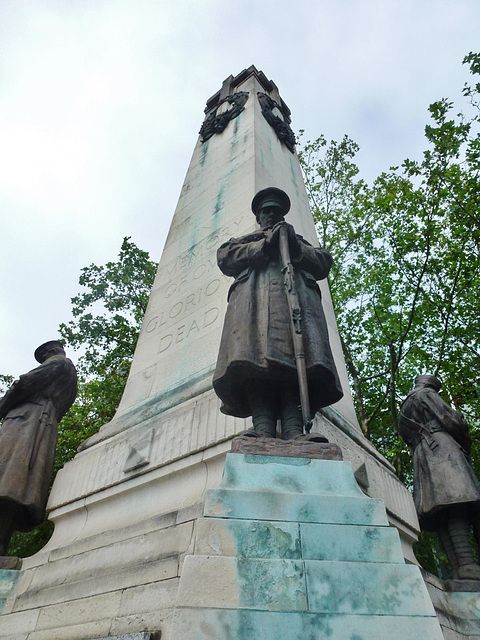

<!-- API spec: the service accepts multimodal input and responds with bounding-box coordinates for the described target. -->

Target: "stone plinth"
[230,434,343,459]
[0,569,22,615]
[423,570,480,639]
[0,558,22,571]
[169,452,444,639]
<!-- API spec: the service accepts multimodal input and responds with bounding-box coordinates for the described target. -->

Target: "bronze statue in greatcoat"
[213,187,343,441]
[0,341,77,556]
[399,375,480,581]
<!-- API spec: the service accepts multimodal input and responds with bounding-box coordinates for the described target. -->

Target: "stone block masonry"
[170,452,444,640]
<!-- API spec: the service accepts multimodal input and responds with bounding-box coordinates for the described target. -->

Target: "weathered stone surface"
[171,609,444,640]
[85,634,159,640]
[423,569,480,638]
[26,522,192,591]
[177,555,308,612]
[0,558,22,571]
[195,517,404,564]
[177,555,433,617]
[195,518,301,559]
[299,522,404,563]
[34,590,123,631]
[170,455,442,640]
[117,578,179,617]
[0,570,21,597]
[204,488,388,525]
[46,509,179,564]
[27,620,112,640]
[230,435,342,460]
[305,560,435,616]
[219,454,366,497]
[446,578,480,592]
[0,609,39,636]
[109,613,170,639]
[13,556,178,610]
[0,569,22,616]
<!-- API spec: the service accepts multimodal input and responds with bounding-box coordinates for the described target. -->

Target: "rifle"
[278,224,313,433]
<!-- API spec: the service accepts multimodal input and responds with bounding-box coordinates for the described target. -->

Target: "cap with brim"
[251,187,291,217]
[34,340,65,363]
[415,374,442,391]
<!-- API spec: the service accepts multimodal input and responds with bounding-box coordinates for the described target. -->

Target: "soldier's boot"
[245,379,277,438]
[449,511,480,580]
[472,515,480,556]
[438,526,460,579]
[280,385,327,442]
[251,410,277,438]
[0,509,16,556]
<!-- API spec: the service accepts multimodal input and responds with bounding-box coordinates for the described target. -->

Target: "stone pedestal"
[423,570,480,639]
[170,452,444,639]
[0,570,21,615]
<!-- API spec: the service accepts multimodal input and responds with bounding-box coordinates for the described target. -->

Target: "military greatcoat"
[0,355,77,530]
[213,228,343,418]
[399,387,480,530]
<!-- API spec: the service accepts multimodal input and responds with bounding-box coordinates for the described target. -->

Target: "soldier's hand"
[264,227,277,247]
[283,223,300,255]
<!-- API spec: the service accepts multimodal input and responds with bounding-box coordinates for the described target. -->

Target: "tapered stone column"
[46,67,416,549]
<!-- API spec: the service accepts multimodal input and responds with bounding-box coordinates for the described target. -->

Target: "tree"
[299,53,480,576]
[299,52,480,464]
[7,237,157,557]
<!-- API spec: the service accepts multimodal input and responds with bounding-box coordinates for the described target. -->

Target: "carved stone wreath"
[257,92,296,153]
[199,91,249,142]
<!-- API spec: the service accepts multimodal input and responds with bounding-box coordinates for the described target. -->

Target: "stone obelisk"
[0,67,420,639]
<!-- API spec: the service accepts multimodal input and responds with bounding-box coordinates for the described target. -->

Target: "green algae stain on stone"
[228,521,301,559]
[213,184,225,225]
[199,139,209,167]
[0,569,21,614]
[236,558,307,612]
[244,454,310,467]
[289,155,298,190]
[274,473,303,494]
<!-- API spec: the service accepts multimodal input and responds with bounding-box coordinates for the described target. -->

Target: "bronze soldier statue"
[399,375,480,581]
[213,187,343,441]
[0,341,77,557]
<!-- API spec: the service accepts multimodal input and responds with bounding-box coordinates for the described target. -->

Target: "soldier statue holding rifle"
[399,375,480,582]
[0,341,77,558]
[213,187,343,441]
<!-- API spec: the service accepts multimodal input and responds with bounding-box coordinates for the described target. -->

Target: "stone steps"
[195,517,404,563]
[170,453,444,639]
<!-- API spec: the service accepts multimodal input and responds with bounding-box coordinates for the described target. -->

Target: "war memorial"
[0,66,479,639]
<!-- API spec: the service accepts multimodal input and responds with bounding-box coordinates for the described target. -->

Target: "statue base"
[231,434,342,459]
[423,569,480,638]
[446,578,480,592]
[0,557,22,571]
[169,451,443,639]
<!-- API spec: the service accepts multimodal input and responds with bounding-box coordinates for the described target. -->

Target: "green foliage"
[55,236,157,467]
[299,52,480,575]
[0,375,14,394]
[7,237,157,557]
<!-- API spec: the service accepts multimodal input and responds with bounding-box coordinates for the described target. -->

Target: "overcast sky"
[1,0,479,377]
